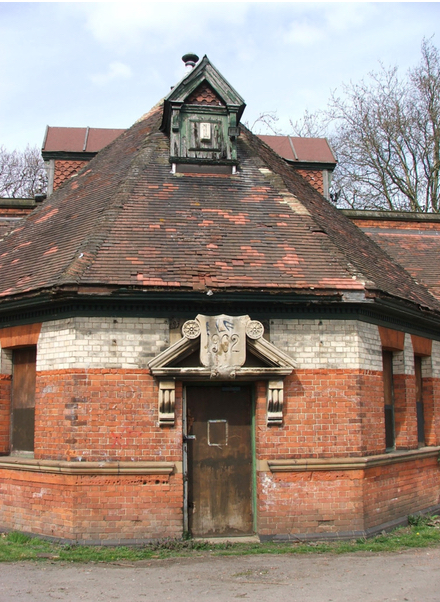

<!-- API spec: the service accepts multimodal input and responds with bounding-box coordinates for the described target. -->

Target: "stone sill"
[0,457,176,475]
[265,447,440,472]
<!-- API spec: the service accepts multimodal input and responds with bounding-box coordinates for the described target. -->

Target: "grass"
[0,516,439,563]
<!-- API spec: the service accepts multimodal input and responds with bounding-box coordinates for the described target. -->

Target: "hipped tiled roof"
[258,135,336,165]
[0,101,439,314]
[42,127,125,154]
[351,215,440,302]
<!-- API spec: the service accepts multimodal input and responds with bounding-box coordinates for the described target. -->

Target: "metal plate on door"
[208,420,228,447]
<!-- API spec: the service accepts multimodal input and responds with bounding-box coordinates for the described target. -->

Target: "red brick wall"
[255,368,440,537]
[423,377,440,446]
[394,374,418,449]
[0,470,74,538]
[363,456,440,530]
[255,369,382,537]
[71,473,183,542]
[256,370,386,461]
[32,366,434,463]
[0,374,11,454]
[257,455,440,538]
[35,369,182,462]
[1,367,185,542]
[357,371,387,454]
[0,363,438,541]
[257,469,365,536]
[0,468,183,542]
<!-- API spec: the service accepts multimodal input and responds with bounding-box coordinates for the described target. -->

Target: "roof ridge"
[135,99,164,124]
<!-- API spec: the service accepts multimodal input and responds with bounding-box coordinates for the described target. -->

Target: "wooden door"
[186,385,253,537]
[11,347,36,452]
[414,356,425,445]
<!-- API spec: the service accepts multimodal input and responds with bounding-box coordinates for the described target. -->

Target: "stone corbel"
[267,380,284,426]
[159,381,176,426]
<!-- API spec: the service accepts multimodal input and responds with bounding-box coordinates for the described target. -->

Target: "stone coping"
[0,198,36,208]
[0,457,177,475]
[265,446,440,472]
[342,209,440,222]
[0,448,438,476]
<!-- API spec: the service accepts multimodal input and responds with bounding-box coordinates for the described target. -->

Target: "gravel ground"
[0,547,439,602]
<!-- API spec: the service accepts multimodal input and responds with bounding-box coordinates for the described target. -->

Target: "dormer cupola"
[161,55,246,174]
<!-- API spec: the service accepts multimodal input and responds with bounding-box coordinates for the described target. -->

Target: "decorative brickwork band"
[267,380,284,425]
[159,381,176,426]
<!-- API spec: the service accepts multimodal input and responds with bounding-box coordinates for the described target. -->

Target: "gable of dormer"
[161,55,246,174]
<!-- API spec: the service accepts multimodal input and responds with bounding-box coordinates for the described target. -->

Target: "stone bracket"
[267,380,284,426]
[159,380,176,426]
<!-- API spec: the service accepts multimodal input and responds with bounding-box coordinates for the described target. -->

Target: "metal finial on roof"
[182,53,199,70]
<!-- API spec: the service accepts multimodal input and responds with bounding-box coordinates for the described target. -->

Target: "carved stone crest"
[181,314,264,376]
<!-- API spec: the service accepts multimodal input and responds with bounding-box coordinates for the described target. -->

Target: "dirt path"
[0,547,439,602]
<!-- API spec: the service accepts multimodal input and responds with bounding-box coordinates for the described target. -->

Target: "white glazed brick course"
[37,317,169,371]
[0,347,12,375]
[430,340,440,378]
[391,334,414,375]
[394,336,440,378]
[404,334,415,373]
[270,319,382,370]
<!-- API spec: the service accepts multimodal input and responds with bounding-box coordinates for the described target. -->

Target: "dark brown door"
[11,347,36,452]
[186,385,253,537]
[382,350,395,449]
[414,356,425,445]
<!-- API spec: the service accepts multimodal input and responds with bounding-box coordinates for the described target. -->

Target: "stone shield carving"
[181,314,264,376]
[199,314,247,372]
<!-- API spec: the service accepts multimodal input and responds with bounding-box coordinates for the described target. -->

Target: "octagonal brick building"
[0,56,439,543]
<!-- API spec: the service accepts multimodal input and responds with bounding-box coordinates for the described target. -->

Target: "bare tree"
[245,111,282,135]
[290,39,440,212]
[289,109,330,138]
[0,145,47,198]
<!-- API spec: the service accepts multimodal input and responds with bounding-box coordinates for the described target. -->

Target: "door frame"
[182,382,257,536]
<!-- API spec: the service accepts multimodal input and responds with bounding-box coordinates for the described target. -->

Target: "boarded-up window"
[382,350,395,450]
[11,347,36,453]
[414,356,425,446]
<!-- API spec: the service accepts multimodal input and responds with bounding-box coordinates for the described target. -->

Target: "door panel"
[12,347,36,452]
[187,385,253,537]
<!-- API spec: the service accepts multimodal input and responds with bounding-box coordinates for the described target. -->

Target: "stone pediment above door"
[149,315,296,427]
[149,314,296,380]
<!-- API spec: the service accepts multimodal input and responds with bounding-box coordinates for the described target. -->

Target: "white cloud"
[284,21,325,47]
[283,3,376,47]
[79,2,249,51]
[325,3,376,34]
[89,61,132,86]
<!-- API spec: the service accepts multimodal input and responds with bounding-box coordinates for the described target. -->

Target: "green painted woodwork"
[162,56,245,166]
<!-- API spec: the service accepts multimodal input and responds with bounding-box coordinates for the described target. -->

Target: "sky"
[0,1,439,151]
